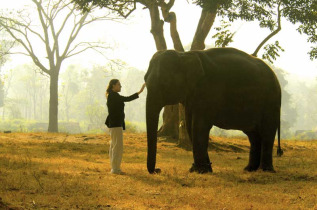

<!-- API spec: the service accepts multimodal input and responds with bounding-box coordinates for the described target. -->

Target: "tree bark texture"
[48,71,59,132]
[147,1,167,51]
[157,105,179,138]
[191,8,217,51]
[144,1,218,142]
[160,1,191,145]
[178,7,217,147]
[157,0,184,139]
[144,0,180,139]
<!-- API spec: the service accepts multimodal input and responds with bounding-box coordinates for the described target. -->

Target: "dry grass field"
[0,132,316,209]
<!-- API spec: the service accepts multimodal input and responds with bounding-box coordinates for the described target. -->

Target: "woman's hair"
[106,79,119,98]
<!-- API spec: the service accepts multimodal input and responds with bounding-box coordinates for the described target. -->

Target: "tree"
[0,0,113,132]
[0,30,15,108]
[0,68,14,119]
[73,0,316,145]
[271,66,297,137]
[203,0,316,62]
[0,78,3,107]
[0,64,50,121]
[60,65,81,122]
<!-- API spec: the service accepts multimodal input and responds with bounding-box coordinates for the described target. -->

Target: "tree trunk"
[48,71,59,132]
[144,0,179,139]
[148,2,167,51]
[66,99,69,122]
[157,105,179,138]
[156,1,184,140]
[40,93,43,121]
[178,7,217,147]
[191,8,217,51]
[33,90,36,120]
[178,104,192,148]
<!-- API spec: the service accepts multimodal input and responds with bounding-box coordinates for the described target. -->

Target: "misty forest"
[0,0,317,209]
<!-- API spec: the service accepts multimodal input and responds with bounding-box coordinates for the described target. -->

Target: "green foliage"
[0,119,84,133]
[125,121,138,132]
[212,20,235,47]
[120,67,146,123]
[85,100,107,125]
[309,47,317,60]
[291,80,317,134]
[297,24,317,60]
[0,119,35,132]
[0,35,13,67]
[0,78,3,107]
[192,0,232,12]
[73,0,316,60]
[72,0,136,17]
[262,41,285,63]
[271,66,297,137]
[86,128,105,134]
[200,0,316,60]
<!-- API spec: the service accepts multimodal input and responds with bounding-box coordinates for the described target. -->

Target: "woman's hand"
[138,83,146,95]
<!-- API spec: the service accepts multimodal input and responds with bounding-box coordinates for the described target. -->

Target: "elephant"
[144,47,283,174]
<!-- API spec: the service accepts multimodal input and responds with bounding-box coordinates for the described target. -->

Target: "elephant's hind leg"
[244,131,261,172]
[259,128,276,172]
[258,119,278,172]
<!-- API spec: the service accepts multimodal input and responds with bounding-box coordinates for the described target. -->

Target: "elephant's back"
[196,47,280,90]
[192,48,281,125]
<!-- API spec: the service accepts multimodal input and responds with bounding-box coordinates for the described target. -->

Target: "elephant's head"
[144,50,204,174]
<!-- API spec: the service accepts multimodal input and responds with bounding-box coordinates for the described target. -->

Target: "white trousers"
[109,127,123,173]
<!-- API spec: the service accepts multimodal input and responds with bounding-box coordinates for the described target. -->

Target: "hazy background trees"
[72,0,316,144]
[0,0,115,132]
[1,56,317,139]
[0,0,316,140]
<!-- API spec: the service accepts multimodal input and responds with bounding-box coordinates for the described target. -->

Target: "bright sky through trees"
[1,0,316,79]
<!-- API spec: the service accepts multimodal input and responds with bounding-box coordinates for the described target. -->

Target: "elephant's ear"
[180,52,205,92]
[144,50,165,81]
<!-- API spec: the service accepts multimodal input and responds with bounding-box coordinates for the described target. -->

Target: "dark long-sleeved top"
[105,92,139,130]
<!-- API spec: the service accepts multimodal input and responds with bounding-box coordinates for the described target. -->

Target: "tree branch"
[158,0,184,52]
[65,42,111,58]
[32,0,55,68]
[56,4,76,38]
[191,7,217,51]
[252,2,282,57]
[0,21,49,74]
[0,16,45,43]
[61,11,89,60]
[144,0,167,50]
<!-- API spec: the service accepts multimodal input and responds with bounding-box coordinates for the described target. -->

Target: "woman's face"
[112,81,122,92]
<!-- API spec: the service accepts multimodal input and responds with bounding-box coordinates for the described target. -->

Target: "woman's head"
[106,79,121,97]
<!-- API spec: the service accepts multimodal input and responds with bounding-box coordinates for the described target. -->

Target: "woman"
[105,79,146,174]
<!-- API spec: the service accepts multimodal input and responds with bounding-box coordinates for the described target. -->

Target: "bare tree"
[0,0,115,132]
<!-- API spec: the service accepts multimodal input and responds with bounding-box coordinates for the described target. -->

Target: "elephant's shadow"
[216,170,317,185]
[127,169,317,189]
[208,141,249,153]
[158,136,250,153]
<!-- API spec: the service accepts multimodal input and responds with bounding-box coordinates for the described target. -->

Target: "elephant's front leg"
[189,114,212,174]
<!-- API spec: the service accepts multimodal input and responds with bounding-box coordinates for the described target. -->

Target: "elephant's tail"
[277,108,283,157]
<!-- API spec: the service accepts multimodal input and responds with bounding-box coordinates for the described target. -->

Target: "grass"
[0,132,316,209]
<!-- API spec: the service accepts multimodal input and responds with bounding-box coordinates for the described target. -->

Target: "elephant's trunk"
[146,95,162,174]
